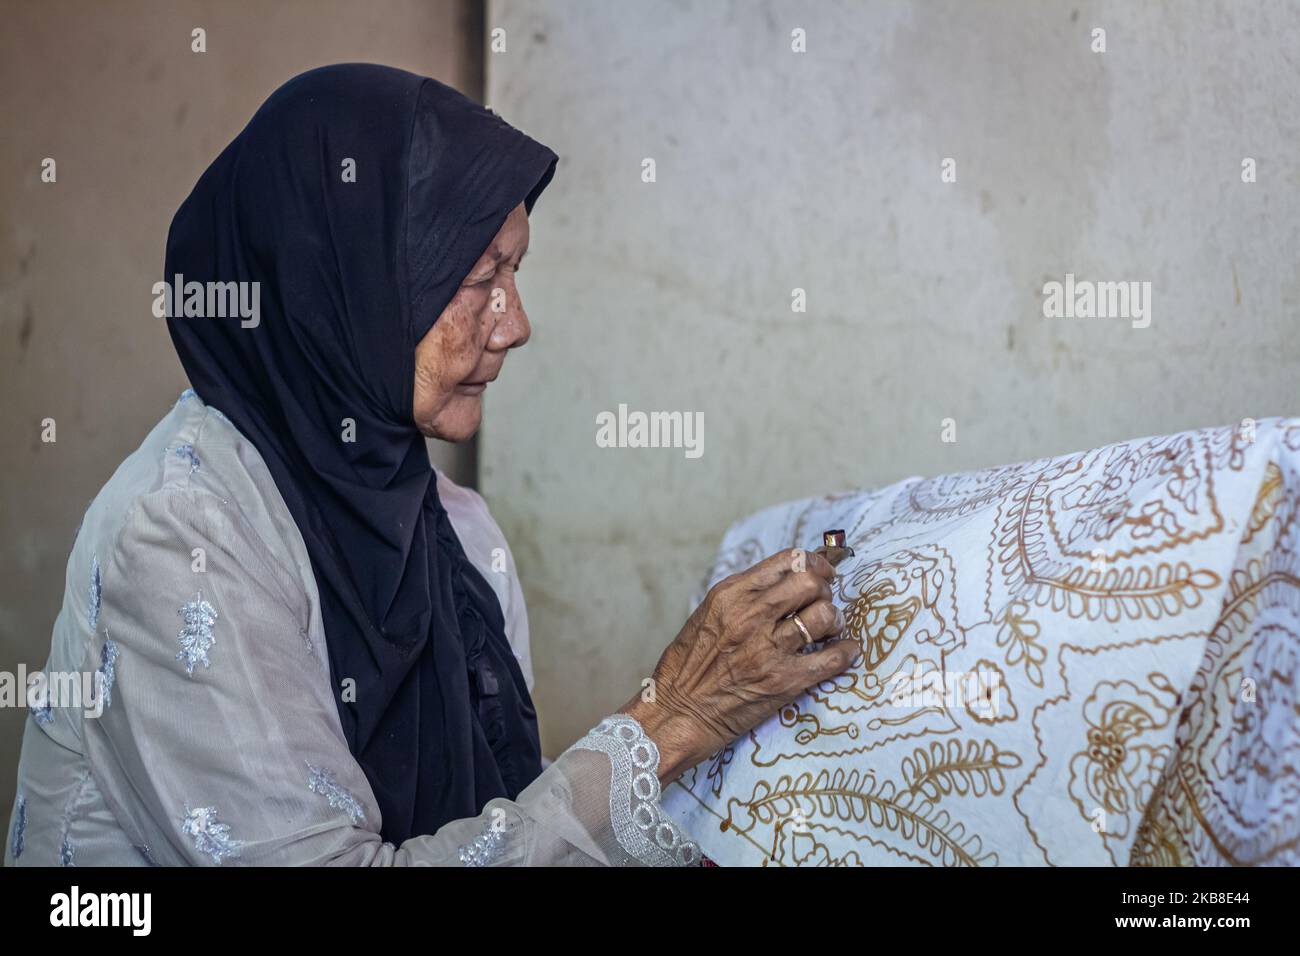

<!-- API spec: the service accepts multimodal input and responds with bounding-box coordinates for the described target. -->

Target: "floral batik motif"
[663,419,1300,867]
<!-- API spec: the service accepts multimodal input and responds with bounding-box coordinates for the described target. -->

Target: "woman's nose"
[489,293,531,350]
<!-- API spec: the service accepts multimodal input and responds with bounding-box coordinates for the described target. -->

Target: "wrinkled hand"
[621,548,859,783]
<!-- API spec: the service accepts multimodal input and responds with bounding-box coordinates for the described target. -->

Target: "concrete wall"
[0,0,479,821]
[483,0,1300,756]
[3,0,1297,791]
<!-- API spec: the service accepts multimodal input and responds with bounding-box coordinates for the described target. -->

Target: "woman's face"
[413,202,532,441]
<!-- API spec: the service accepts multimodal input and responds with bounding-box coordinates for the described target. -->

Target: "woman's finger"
[736,548,802,589]
[762,567,833,619]
[771,599,842,653]
[802,549,837,582]
[739,548,837,591]
[788,637,861,690]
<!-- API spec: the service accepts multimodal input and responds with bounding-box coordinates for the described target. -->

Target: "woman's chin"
[424,394,482,442]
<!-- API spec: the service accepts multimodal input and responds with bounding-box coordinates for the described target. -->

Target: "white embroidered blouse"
[4,391,699,867]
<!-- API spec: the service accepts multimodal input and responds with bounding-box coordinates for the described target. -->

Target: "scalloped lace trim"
[574,714,701,867]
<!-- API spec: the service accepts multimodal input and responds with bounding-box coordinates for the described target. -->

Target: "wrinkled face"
[413,202,531,441]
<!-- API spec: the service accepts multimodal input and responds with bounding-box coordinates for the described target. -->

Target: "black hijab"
[164,64,557,841]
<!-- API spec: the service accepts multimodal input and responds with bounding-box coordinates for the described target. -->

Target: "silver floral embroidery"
[32,684,53,726]
[98,635,119,710]
[172,443,201,474]
[306,763,366,824]
[458,817,508,866]
[176,594,218,676]
[181,805,242,864]
[572,714,701,867]
[10,793,26,860]
[87,554,101,630]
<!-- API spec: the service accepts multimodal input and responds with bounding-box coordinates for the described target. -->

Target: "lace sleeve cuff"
[572,714,701,867]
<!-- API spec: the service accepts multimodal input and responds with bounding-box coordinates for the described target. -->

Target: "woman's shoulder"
[81,390,318,607]
[37,392,320,747]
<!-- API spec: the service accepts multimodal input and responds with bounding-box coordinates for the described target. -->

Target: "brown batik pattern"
[663,419,1300,866]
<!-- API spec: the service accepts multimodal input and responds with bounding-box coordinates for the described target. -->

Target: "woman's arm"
[85,485,853,865]
[83,487,687,865]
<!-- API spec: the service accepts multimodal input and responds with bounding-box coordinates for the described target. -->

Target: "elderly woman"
[5,64,853,866]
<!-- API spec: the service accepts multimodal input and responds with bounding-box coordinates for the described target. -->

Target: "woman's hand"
[620,548,859,783]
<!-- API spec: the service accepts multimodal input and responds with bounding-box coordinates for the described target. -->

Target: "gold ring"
[790,611,814,646]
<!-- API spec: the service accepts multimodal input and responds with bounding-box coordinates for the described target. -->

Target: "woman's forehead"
[479,205,530,262]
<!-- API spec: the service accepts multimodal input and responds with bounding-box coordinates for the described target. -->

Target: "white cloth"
[4,391,698,867]
[662,419,1300,866]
